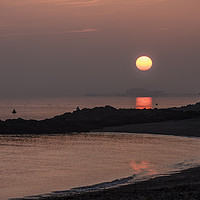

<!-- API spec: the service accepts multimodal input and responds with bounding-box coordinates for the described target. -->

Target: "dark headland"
[1,102,200,136]
[4,102,200,200]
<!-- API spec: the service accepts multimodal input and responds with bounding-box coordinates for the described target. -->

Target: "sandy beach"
[98,117,200,137]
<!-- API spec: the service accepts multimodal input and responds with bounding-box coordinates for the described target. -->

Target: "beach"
[98,117,200,137]
[61,166,200,200]
[14,166,200,200]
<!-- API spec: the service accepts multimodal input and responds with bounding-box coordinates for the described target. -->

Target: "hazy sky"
[0,0,200,97]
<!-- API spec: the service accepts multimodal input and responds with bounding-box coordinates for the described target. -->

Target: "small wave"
[69,175,135,191]
[172,160,200,171]
[10,175,136,200]
[0,143,23,147]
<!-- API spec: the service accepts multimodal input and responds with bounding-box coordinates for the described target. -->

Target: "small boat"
[12,109,17,114]
[155,103,158,106]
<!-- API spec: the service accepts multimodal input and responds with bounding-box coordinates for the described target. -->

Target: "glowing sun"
[136,56,152,71]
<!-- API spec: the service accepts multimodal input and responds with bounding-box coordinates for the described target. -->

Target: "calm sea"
[0,96,200,120]
[0,133,200,200]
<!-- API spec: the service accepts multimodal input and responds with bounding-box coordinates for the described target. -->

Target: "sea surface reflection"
[130,161,157,175]
[136,97,152,109]
[0,133,200,199]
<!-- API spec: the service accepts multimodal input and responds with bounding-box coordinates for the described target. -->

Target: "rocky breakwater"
[0,104,200,135]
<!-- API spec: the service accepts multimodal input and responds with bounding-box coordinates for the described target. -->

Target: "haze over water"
[1,133,200,200]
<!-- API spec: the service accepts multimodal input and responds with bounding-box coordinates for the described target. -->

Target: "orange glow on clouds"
[136,97,152,109]
[136,56,152,71]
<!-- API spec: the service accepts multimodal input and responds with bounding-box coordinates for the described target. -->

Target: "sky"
[0,0,200,97]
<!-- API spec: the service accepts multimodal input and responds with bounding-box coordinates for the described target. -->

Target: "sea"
[1,96,200,200]
[1,133,200,200]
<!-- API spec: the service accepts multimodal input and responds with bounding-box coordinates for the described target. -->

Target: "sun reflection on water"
[130,160,157,175]
[136,97,152,109]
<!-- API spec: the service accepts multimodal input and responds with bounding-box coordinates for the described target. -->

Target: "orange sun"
[136,56,152,71]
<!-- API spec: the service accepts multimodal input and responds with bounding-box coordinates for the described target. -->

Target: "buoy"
[12,109,17,114]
